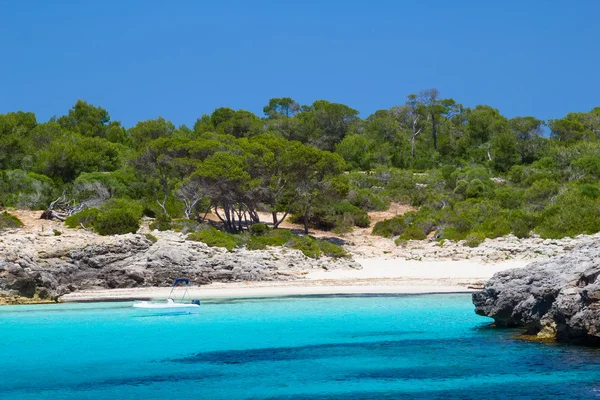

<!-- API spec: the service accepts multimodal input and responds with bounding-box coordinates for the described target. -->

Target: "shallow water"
[1,294,600,399]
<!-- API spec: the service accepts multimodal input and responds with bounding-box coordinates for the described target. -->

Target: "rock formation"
[0,230,360,301]
[473,241,600,344]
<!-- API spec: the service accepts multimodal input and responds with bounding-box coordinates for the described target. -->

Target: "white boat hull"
[132,299,200,314]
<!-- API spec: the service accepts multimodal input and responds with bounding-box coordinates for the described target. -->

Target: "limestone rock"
[0,230,360,300]
[473,241,600,344]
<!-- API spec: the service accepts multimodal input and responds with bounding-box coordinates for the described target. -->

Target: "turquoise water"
[1,294,600,399]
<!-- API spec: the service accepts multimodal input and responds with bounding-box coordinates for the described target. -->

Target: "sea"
[1,293,600,400]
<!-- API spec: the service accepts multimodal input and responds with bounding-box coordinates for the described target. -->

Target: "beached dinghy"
[132,278,200,314]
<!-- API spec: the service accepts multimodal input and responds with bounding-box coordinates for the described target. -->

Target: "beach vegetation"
[0,211,23,230]
[2,93,600,244]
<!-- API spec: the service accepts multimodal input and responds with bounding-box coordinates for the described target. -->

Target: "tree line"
[1,91,600,239]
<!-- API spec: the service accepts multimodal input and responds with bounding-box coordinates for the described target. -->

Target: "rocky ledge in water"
[0,230,360,302]
[473,241,600,344]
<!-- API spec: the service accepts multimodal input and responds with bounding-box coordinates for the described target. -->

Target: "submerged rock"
[0,231,360,301]
[473,241,600,344]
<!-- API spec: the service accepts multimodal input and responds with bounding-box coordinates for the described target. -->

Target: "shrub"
[290,235,322,258]
[0,212,23,230]
[65,208,101,229]
[536,190,600,239]
[246,229,293,250]
[398,225,427,241]
[464,232,486,248]
[187,227,242,251]
[318,240,348,258]
[250,223,269,235]
[465,179,486,198]
[507,210,535,239]
[94,198,143,236]
[149,214,172,231]
[53,229,62,236]
[495,187,524,209]
[94,208,141,235]
[372,217,406,238]
[348,189,389,211]
[144,233,158,243]
[524,178,559,210]
[578,183,600,199]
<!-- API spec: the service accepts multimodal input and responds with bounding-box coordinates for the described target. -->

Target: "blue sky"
[1,0,599,127]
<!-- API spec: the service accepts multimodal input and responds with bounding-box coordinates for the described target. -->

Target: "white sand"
[60,258,528,302]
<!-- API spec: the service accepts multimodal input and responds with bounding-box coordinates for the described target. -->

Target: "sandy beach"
[60,258,529,302]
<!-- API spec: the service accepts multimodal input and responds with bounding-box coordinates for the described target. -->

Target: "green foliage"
[246,229,294,250]
[65,208,101,229]
[0,212,23,230]
[464,232,486,248]
[290,235,322,258]
[93,199,143,236]
[149,214,172,231]
[144,233,158,243]
[249,223,269,235]
[317,240,349,258]
[187,227,242,251]
[6,95,600,243]
[372,217,406,238]
[536,189,600,239]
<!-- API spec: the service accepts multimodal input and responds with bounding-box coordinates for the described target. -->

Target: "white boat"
[132,278,200,314]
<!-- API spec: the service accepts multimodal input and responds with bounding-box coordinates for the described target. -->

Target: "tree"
[509,116,544,163]
[392,95,426,159]
[194,152,257,232]
[131,138,190,216]
[263,97,300,119]
[289,145,346,233]
[57,100,125,142]
[297,100,359,151]
[128,117,175,148]
[490,131,519,172]
[36,135,123,182]
[418,89,461,150]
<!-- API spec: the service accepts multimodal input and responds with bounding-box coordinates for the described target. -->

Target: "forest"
[1,90,600,249]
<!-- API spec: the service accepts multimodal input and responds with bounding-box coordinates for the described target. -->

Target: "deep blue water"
[1,294,600,399]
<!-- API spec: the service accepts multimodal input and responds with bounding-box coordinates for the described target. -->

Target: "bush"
[250,223,269,235]
[65,208,101,229]
[524,178,559,211]
[187,227,242,251]
[94,198,143,236]
[495,187,524,209]
[0,212,23,230]
[149,214,172,231]
[246,229,293,250]
[578,183,600,199]
[507,210,535,239]
[372,217,406,238]
[318,240,349,258]
[290,235,322,258]
[398,225,427,241]
[536,190,600,239]
[144,233,158,243]
[94,209,141,235]
[464,232,486,248]
[348,189,389,211]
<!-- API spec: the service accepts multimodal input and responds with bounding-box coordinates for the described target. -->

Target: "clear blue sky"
[1,0,599,127]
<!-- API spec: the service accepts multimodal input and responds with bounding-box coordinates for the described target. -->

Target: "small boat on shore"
[132,278,200,314]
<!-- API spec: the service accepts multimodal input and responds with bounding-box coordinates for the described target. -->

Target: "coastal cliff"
[473,241,600,344]
[0,230,360,302]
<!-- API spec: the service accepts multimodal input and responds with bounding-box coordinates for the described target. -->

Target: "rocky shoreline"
[473,241,600,345]
[0,230,360,302]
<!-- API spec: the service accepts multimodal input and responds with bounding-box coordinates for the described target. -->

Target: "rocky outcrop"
[473,241,600,344]
[0,231,360,301]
